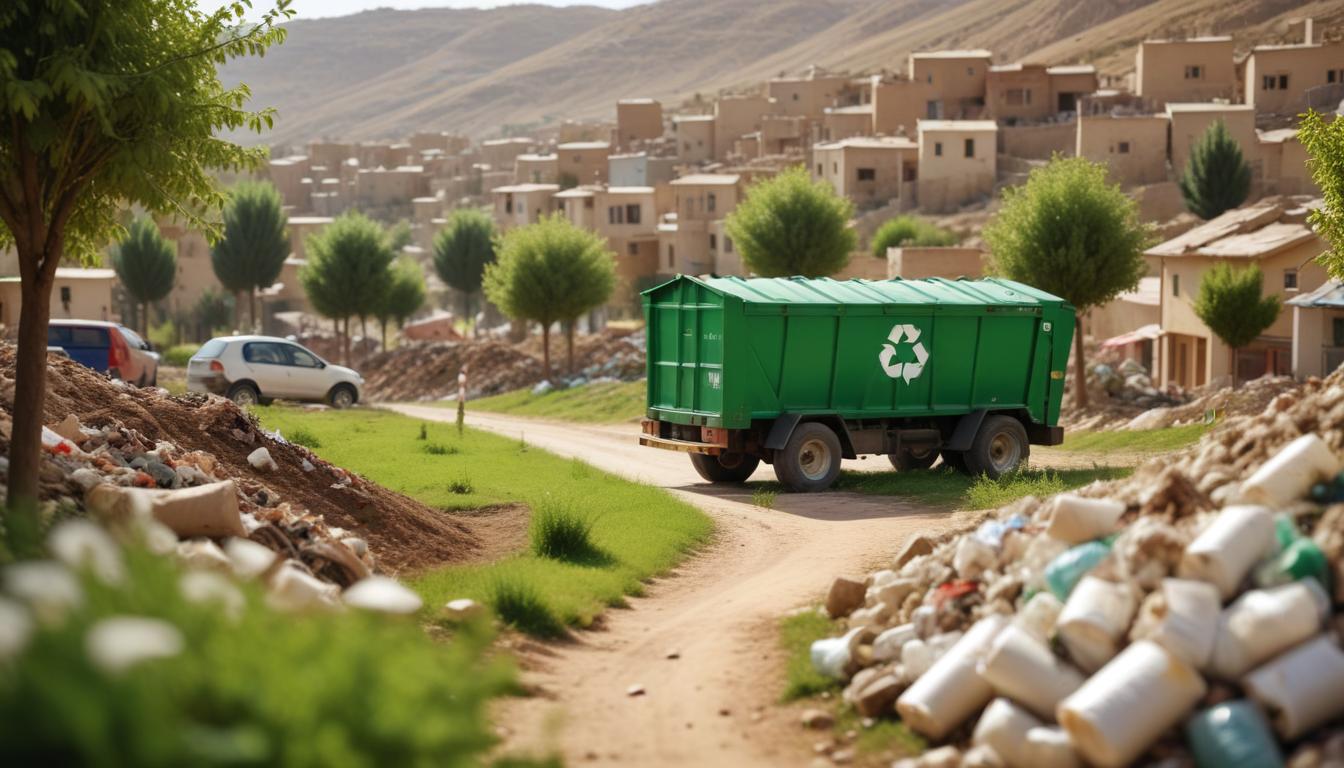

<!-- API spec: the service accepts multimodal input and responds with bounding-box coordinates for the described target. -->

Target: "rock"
[176,539,232,572]
[920,746,963,768]
[825,576,867,618]
[443,598,484,620]
[876,579,919,611]
[301,458,315,472]
[830,747,855,764]
[895,535,935,568]
[51,413,85,443]
[143,460,177,488]
[343,576,423,614]
[626,684,645,697]
[224,537,280,580]
[247,447,277,471]
[800,708,834,729]
[853,673,904,718]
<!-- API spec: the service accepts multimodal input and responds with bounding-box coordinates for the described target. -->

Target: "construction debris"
[812,368,1344,767]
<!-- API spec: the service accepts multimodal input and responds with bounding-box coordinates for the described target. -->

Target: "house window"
[1172,274,1180,297]
[857,167,876,181]
[628,242,639,256]
[967,66,975,76]
[626,204,641,224]
[667,245,675,268]
[792,93,799,101]
[584,197,593,209]
[608,206,623,224]
[707,193,717,213]
[817,163,823,175]
[934,142,943,157]
[1334,317,1344,347]
[572,154,582,163]
[709,233,717,250]
[833,162,839,174]
[1284,268,1298,291]
[1330,69,1344,83]
[1118,141,1130,154]
[1264,74,1290,90]
[964,138,974,158]
[504,195,513,214]
[1184,65,1202,79]
[724,237,733,253]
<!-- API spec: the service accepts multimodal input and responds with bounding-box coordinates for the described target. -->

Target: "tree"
[871,215,958,259]
[211,181,290,330]
[984,156,1152,408]
[386,219,413,252]
[726,166,856,277]
[483,214,615,379]
[1179,119,1252,220]
[1300,109,1344,278]
[375,257,427,349]
[432,209,496,327]
[1194,263,1280,381]
[301,212,394,364]
[0,0,290,509]
[111,219,177,335]
[192,288,234,341]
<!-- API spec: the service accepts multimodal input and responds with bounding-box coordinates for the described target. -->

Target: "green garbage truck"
[639,275,1075,492]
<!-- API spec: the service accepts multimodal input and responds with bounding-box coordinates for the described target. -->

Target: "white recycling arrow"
[878,323,930,383]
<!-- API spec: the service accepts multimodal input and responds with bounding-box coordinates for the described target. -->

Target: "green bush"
[491,578,564,638]
[0,548,509,766]
[161,343,199,367]
[286,426,322,450]
[871,215,958,258]
[448,478,474,495]
[147,318,177,350]
[529,499,601,563]
[423,443,459,456]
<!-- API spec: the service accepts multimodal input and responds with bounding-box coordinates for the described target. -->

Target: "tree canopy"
[375,256,427,347]
[871,215,958,258]
[301,212,395,363]
[1193,263,1280,378]
[111,218,178,334]
[726,166,856,277]
[1301,109,1344,278]
[983,155,1152,407]
[211,181,290,329]
[483,214,615,378]
[0,0,291,507]
[433,209,496,320]
[1179,118,1252,220]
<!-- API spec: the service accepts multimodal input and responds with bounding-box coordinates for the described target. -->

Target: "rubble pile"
[0,345,478,574]
[1091,359,1184,410]
[811,370,1344,767]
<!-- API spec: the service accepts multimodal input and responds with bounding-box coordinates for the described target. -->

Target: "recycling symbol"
[879,323,929,384]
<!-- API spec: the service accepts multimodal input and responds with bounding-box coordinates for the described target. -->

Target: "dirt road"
[386,405,952,767]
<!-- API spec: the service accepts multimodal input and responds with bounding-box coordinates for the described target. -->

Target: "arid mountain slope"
[222,0,1342,146]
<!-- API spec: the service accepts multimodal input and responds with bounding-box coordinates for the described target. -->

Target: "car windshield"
[119,327,146,349]
[195,339,228,359]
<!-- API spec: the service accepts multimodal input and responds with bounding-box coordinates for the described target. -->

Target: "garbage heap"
[1091,359,1185,410]
[812,373,1344,768]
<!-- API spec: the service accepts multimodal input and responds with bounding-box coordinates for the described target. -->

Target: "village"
[5,1,1344,767]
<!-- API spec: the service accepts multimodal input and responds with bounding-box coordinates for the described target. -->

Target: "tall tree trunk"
[541,323,551,382]
[1231,346,1238,382]
[233,290,242,331]
[566,320,575,375]
[249,288,258,333]
[380,318,388,351]
[8,257,57,510]
[1072,312,1088,409]
[141,301,149,336]
[342,316,351,366]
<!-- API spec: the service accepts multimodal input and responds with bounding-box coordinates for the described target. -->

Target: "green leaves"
[300,212,396,324]
[1193,263,1280,353]
[111,217,177,308]
[1300,109,1344,279]
[725,166,855,277]
[209,181,290,295]
[432,209,496,296]
[1179,118,1253,220]
[483,213,616,328]
[871,215,958,258]
[377,256,428,328]
[984,155,1151,312]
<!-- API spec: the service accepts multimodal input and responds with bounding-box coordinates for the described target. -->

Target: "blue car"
[47,320,160,387]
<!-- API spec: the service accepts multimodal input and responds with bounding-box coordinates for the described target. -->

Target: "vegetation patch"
[160,343,199,368]
[492,577,566,638]
[285,426,322,450]
[463,380,645,424]
[530,499,603,563]
[751,486,777,509]
[1061,424,1210,454]
[870,215,958,257]
[780,610,840,702]
[255,407,712,634]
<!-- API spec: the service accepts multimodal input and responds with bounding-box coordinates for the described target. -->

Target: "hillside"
[222,0,1342,146]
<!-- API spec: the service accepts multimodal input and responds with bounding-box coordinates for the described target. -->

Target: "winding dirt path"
[385,405,953,767]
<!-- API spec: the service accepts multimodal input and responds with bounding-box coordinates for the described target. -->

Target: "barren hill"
[222,0,1342,146]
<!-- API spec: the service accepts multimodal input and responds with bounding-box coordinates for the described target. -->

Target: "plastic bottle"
[1044,540,1112,601]
[1253,537,1330,592]
[1243,635,1344,739]
[1178,505,1275,599]
[896,615,1008,740]
[1238,434,1342,507]
[1185,700,1284,768]
[1046,495,1125,545]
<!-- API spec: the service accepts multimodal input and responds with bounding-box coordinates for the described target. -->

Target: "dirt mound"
[0,346,478,574]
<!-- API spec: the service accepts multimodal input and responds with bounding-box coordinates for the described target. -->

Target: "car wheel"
[689,452,761,483]
[888,444,939,471]
[773,422,842,492]
[964,415,1030,479]
[329,385,356,409]
[227,383,260,408]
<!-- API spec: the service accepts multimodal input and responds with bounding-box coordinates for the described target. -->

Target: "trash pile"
[1091,359,1185,410]
[0,345,479,574]
[361,329,647,402]
[810,370,1344,767]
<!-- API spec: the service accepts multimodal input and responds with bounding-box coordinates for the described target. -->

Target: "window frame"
[964,138,975,158]
[856,167,876,182]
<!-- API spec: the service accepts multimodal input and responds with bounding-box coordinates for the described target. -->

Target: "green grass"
[463,380,645,424]
[1061,423,1211,454]
[751,486,777,509]
[286,426,322,449]
[254,407,712,633]
[530,499,603,563]
[780,610,841,702]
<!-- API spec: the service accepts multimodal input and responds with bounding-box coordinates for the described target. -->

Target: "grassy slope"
[256,407,711,632]
[1060,423,1210,454]
[464,380,645,424]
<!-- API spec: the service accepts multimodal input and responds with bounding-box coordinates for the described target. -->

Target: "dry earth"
[386,405,952,767]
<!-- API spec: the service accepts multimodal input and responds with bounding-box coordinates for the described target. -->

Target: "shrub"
[147,318,177,350]
[491,578,564,638]
[448,478,474,495]
[726,166,855,277]
[1179,118,1252,220]
[530,499,599,562]
[286,426,322,450]
[752,487,777,509]
[423,443,459,456]
[0,547,509,765]
[871,215,958,258]
[161,344,199,367]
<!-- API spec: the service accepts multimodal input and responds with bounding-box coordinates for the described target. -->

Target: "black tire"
[227,382,260,408]
[329,384,357,409]
[773,422,843,492]
[689,452,761,483]
[888,444,939,471]
[964,415,1030,479]
[941,450,969,474]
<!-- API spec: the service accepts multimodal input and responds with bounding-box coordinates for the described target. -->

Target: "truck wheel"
[774,422,842,492]
[964,416,1030,479]
[888,445,939,471]
[689,452,761,483]
[941,450,969,474]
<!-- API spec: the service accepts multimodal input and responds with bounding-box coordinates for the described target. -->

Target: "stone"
[825,576,867,618]
[626,684,645,697]
[247,447,277,471]
[830,748,855,764]
[144,460,177,488]
[666,649,681,660]
[895,535,935,568]
[343,576,423,614]
[853,673,904,718]
[876,579,919,612]
[443,598,484,620]
[800,708,834,729]
[920,746,962,768]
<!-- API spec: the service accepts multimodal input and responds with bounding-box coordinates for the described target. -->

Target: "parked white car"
[186,335,364,408]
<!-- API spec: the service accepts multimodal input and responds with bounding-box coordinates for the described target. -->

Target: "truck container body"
[640,275,1075,491]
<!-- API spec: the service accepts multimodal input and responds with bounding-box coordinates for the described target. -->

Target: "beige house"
[615,99,664,149]
[480,138,534,172]
[1259,128,1319,196]
[915,120,998,212]
[812,137,917,206]
[1166,103,1257,181]
[1076,114,1170,187]
[408,132,470,155]
[0,268,118,328]
[354,166,429,214]
[558,185,659,302]
[266,155,313,213]
[1288,280,1344,378]
[768,70,849,120]
[985,63,1099,122]
[1135,37,1237,108]
[714,94,774,161]
[674,115,716,164]
[609,153,677,188]
[1244,39,1344,115]
[758,115,807,156]
[158,220,221,318]
[887,247,983,279]
[822,105,874,141]
[492,183,561,231]
[909,50,993,120]
[659,174,742,275]
[307,141,353,171]
[515,153,559,184]
[557,141,611,186]
[1150,198,1327,388]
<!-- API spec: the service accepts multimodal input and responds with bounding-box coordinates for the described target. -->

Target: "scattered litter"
[84,616,184,674]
